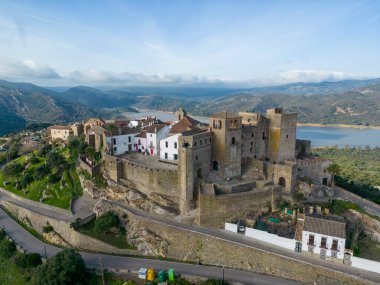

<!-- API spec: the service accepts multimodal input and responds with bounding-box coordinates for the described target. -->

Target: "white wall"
[245,227,296,251]
[134,137,147,152]
[224,222,238,233]
[352,256,380,274]
[107,134,138,155]
[160,134,180,161]
[147,126,169,156]
[301,230,345,259]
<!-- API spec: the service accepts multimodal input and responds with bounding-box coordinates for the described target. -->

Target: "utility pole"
[99,256,105,285]
[43,245,47,259]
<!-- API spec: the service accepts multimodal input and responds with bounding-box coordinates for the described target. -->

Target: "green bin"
[158,270,167,282]
[168,268,175,281]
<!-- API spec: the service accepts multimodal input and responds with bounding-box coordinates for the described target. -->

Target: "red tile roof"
[170,116,202,134]
[144,124,167,133]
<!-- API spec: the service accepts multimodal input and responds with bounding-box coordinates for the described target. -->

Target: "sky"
[0,0,379,87]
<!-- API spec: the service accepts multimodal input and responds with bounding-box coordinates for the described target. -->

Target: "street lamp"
[222,266,225,285]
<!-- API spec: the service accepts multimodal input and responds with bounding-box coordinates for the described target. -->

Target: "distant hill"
[2,77,380,136]
[190,84,380,126]
[0,80,99,135]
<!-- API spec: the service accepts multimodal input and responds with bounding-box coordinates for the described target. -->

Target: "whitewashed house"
[106,127,139,155]
[297,215,346,260]
[145,124,170,155]
[159,111,206,162]
[160,133,180,161]
[134,130,147,152]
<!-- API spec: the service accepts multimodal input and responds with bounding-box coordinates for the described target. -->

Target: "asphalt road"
[334,186,380,217]
[0,207,305,285]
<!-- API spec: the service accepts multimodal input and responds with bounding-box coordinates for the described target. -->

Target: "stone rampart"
[196,187,280,227]
[1,200,138,256]
[120,158,179,198]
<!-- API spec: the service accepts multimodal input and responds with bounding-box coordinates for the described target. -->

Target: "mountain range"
[1,78,380,136]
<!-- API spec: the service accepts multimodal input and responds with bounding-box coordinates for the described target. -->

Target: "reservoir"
[124,109,380,148]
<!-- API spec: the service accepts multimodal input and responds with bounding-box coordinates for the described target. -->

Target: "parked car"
[237,220,246,232]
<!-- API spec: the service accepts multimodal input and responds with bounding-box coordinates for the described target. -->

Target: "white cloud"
[273,69,371,84]
[0,57,61,81]
[0,58,378,87]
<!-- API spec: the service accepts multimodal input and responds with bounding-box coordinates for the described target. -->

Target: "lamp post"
[43,245,47,259]
[222,266,225,285]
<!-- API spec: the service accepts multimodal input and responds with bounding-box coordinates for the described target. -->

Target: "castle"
[103,107,331,226]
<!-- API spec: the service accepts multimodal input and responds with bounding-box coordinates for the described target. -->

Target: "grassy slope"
[0,149,82,209]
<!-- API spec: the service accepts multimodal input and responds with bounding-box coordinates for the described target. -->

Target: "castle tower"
[178,130,212,213]
[209,112,242,179]
[266,108,297,163]
[175,107,187,121]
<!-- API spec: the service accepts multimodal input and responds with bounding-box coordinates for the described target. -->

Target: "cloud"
[0,58,377,87]
[273,69,371,84]
[0,57,61,81]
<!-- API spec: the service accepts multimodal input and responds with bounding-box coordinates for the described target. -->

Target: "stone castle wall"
[1,200,138,256]
[196,187,281,227]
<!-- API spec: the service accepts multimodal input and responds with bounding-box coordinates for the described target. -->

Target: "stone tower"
[266,108,297,163]
[209,112,242,179]
[175,107,187,121]
[178,130,212,213]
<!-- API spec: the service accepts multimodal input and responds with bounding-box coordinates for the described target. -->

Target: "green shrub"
[48,172,62,184]
[94,212,120,233]
[0,229,6,240]
[15,252,42,268]
[29,156,40,164]
[32,249,86,285]
[0,239,17,258]
[19,173,34,188]
[34,164,50,180]
[38,144,52,157]
[3,162,24,178]
[43,224,54,233]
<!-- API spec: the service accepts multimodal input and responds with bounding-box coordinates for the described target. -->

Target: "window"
[165,141,168,148]
[113,138,116,144]
[308,235,315,245]
[210,138,212,142]
[332,239,338,251]
[321,237,327,249]
[251,133,254,138]
[194,141,197,147]
[174,142,177,149]
[232,137,235,145]
[251,141,253,145]
[174,154,178,160]
[200,140,202,145]
[286,134,289,138]
[165,153,168,159]
[195,155,198,161]
[205,139,207,144]
[113,147,117,152]
[250,147,253,153]
[150,134,152,137]
[128,136,131,143]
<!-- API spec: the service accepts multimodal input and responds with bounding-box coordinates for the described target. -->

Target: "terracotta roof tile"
[304,216,346,239]
[144,124,167,133]
[170,116,202,134]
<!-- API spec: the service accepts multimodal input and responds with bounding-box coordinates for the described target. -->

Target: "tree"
[3,162,24,178]
[326,163,341,188]
[15,252,42,268]
[94,212,121,233]
[32,249,86,285]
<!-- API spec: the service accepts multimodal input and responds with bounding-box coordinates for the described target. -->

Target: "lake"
[123,109,380,147]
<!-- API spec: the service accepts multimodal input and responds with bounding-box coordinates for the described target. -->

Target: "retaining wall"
[1,200,138,256]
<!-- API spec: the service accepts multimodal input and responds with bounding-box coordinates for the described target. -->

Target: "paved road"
[335,187,380,217]
[0,207,304,285]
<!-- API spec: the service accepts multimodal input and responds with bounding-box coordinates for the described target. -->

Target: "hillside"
[190,84,380,125]
[0,80,99,135]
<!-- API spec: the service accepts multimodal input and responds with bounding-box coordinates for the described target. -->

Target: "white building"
[145,124,169,155]
[134,131,147,152]
[297,215,346,260]
[159,133,180,161]
[106,131,139,155]
[128,120,139,128]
